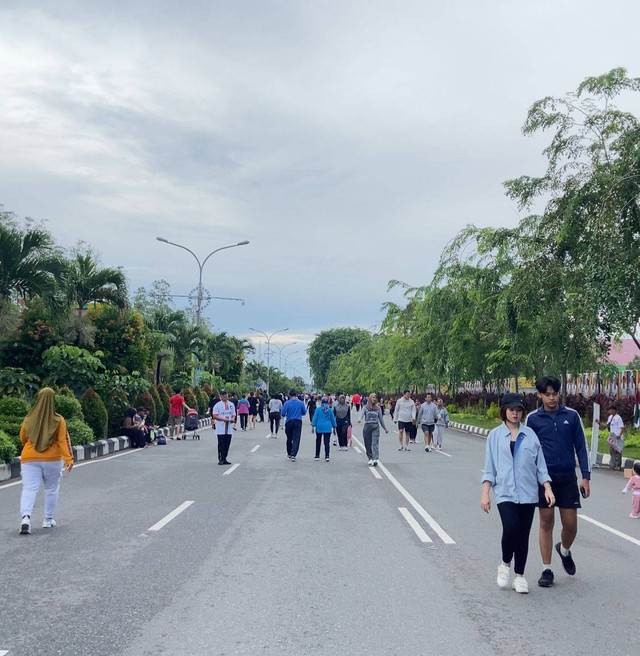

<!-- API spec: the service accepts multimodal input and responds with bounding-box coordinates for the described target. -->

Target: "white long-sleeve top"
[394,397,416,423]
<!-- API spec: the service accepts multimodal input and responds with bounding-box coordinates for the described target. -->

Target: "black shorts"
[421,424,435,434]
[397,421,413,431]
[539,472,581,509]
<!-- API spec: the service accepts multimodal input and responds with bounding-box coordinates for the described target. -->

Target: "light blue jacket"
[312,406,337,433]
[481,423,551,504]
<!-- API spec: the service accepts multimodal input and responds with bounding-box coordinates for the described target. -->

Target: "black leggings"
[336,423,349,448]
[240,414,248,430]
[497,502,536,575]
[270,412,281,434]
[315,433,331,458]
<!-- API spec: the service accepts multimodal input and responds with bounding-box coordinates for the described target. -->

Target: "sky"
[1,0,640,381]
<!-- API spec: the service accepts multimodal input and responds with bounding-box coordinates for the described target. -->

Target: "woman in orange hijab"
[19,387,74,534]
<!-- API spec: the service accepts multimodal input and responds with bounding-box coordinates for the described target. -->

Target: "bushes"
[54,394,84,421]
[0,396,29,417]
[156,385,170,426]
[487,402,500,420]
[183,388,198,412]
[66,417,94,446]
[193,386,209,415]
[149,386,163,425]
[104,389,130,438]
[0,428,18,463]
[80,388,108,440]
[133,390,157,425]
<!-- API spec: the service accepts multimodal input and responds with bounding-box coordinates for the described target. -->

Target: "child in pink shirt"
[622,462,640,518]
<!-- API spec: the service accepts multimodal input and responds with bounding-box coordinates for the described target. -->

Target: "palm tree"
[0,224,65,316]
[202,332,237,378]
[64,253,128,315]
[171,323,203,372]
[147,309,188,384]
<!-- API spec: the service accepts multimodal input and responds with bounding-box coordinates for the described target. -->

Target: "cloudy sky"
[1,0,639,380]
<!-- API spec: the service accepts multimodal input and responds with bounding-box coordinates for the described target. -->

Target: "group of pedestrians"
[392,391,450,452]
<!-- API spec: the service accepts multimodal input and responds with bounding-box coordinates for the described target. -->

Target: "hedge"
[80,388,108,441]
[0,397,29,417]
[149,385,163,426]
[156,385,170,426]
[0,428,17,464]
[54,394,84,422]
[67,417,95,446]
[133,390,157,425]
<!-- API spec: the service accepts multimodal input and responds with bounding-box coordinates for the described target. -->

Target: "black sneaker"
[537,569,554,587]
[555,543,576,575]
[218,460,224,465]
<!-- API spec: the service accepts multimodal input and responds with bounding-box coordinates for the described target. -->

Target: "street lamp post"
[272,341,297,371]
[249,327,288,395]
[283,354,302,377]
[156,237,250,328]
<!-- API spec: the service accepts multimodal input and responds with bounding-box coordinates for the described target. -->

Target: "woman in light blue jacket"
[480,394,555,594]
[311,397,337,462]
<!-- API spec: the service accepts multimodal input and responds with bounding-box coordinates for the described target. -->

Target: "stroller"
[182,409,201,439]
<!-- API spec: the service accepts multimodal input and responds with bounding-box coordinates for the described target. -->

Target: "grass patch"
[449,413,501,431]
[584,428,640,462]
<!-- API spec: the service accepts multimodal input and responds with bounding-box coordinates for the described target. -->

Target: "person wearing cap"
[481,393,555,594]
[281,389,307,461]
[311,397,337,461]
[19,387,74,534]
[211,390,236,465]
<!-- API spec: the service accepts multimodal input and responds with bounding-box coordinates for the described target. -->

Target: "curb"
[0,417,212,484]
[449,421,640,471]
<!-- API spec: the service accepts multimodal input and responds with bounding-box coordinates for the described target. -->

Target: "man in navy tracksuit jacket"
[525,376,591,589]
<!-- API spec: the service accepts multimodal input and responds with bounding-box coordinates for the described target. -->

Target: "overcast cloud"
[1,0,639,379]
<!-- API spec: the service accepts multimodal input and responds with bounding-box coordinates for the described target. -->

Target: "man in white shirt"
[597,405,625,471]
[211,389,236,466]
[394,390,416,451]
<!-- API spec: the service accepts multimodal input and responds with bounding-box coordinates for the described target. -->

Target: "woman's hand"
[480,491,491,513]
[544,485,556,508]
[65,463,73,472]
[311,428,315,434]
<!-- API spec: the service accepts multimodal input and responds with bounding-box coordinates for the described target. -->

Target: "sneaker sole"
[20,524,30,534]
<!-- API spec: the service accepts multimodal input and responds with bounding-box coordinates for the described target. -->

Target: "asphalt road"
[0,416,638,656]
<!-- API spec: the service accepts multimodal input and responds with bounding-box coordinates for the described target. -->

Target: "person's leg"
[285,422,294,456]
[217,435,224,463]
[497,502,518,567]
[371,426,380,461]
[615,450,622,470]
[275,415,280,435]
[363,424,373,459]
[609,446,617,470]
[558,507,578,550]
[427,426,434,447]
[422,426,430,449]
[323,433,331,459]
[539,507,555,566]
[19,462,42,518]
[315,433,322,458]
[398,427,404,448]
[291,421,302,457]
[42,460,64,520]
[222,434,232,462]
[513,504,536,575]
[632,495,640,517]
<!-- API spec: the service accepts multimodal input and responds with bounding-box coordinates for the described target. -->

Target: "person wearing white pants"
[18,388,74,534]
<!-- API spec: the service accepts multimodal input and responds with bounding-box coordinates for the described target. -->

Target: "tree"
[41,345,105,395]
[308,328,370,389]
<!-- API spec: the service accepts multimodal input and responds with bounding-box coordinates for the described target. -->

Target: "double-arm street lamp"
[249,327,288,395]
[272,341,297,371]
[156,237,250,328]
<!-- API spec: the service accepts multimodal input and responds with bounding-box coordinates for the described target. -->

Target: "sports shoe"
[218,460,225,465]
[555,542,576,575]
[398,446,404,451]
[325,458,330,462]
[368,459,374,466]
[373,460,379,467]
[20,515,31,534]
[405,447,410,452]
[332,440,338,446]
[290,456,296,462]
[42,518,57,528]
[537,569,554,587]
[222,460,232,465]
[512,576,529,594]
[630,513,639,518]
[425,446,430,452]
[314,457,320,461]
[496,563,510,589]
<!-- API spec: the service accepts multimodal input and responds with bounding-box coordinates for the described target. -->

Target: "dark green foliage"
[42,345,105,394]
[66,417,94,445]
[308,328,370,389]
[0,428,17,463]
[54,394,83,421]
[105,389,130,438]
[0,417,22,451]
[0,367,40,398]
[193,386,208,415]
[183,388,197,412]
[156,384,170,426]
[149,385,163,426]
[133,390,156,425]
[0,396,29,417]
[80,388,108,440]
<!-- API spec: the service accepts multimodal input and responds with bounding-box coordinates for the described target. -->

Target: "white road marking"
[369,466,382,479]
[265,434,272,438]
[251,445,261,453]
[398,507,433,543]
[353,446,362,454]
[0,649,10,655]
[579,514,640,547]
[223,463,240,476]
[432,449,452,458]
[147,500,194,532]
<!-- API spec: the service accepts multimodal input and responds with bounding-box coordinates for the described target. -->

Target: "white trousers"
[433,424,444,446]
[20,460,63,519]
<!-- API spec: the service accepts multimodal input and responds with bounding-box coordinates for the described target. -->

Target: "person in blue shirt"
[311,397,337,461]
[525,376,591,589]
[280,389,307,462]
[481,393,555,594]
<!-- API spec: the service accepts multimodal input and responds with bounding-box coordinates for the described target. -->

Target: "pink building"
[608,338,640,368]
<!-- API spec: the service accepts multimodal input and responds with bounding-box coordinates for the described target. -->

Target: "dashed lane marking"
[579,514,640,547]
[251,445,261,453]
[369,466,382,479]
[432,449,453,458]
[147,500,194,532]
[398,507,433,543]
[223,463,240,476]
[353,446,362,454]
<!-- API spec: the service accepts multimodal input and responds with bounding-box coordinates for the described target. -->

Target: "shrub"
[0,396,29,417]
[0,418,23,450]
[446,403,458,414]
[0,429,18,464]
[149,385,162,425]
[0,367,40,398]
[133,390,157,425]
[193,386,209,415]
[80,388,108,440]
[66,417,94,446]
[625,432,640,448]
[54,394,84,421]
[487,402,500,420]
[183,388,198,411]
[156,385,170,426]
[105,389,130,438]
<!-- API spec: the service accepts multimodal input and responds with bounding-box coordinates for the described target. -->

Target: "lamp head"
[237,240,250,246]
[156,237,169,243]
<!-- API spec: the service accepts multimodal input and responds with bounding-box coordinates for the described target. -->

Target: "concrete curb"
[449,420,640,471]
[0,417,212,483]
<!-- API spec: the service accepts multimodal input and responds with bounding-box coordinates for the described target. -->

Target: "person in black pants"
[211,390,236,465]
[122,407,146,448]
[281,390,307,461]
[333,395,351,451]
[257,393,265,423]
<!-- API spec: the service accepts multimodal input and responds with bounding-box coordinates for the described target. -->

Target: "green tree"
[308,328,370,389]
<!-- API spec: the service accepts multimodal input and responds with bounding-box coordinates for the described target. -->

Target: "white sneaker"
[398,446,404,451]
[368,459,374,466]
[42,518,57,528]
[20,515,31,534]
[314,457,320,461]
[512,576,529,593]
[496,563,510,589]
[373,460,379,467]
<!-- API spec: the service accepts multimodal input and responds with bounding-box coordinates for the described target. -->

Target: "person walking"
[525,376,591,588]
[596,405,625,471]
[358,393,388,466]
[268,394,283,437]
[481,393,555,594]
[18,387,74,534]
[394,390,416,451]
[257,392,266,423]
[281,389,307,461]
[417,393,438,452]
[352,393,362,412]
[307,394,317,423]
[169,388,191,440]
[622,462,640,518]
[248,392,258,430]
[433,398,450,451]
[211,389,236,465]
[312,397,337,461]
[333,394,352,451]
[237,395,250,431]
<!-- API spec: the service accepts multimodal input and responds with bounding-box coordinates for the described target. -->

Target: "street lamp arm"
[201,241,249,269]
[156,237,202,268]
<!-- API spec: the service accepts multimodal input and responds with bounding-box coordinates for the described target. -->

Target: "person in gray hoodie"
[358,393,388,466]
[433,398,450,451]
[394,390,416,451]
[417,393,438,452]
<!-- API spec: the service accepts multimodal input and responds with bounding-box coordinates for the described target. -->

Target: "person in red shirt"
[352,393,362,412]
[169,388,192,440]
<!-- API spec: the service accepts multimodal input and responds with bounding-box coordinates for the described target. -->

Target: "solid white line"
[251,445,261,453]
[432,449,453,458]
[0,649,10,655]
[579,514,640,547]
[369,466,382,479]
[223,463,240,476]
[353,446,362,454]
[147,500,194,532]
[398,507,433,543]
